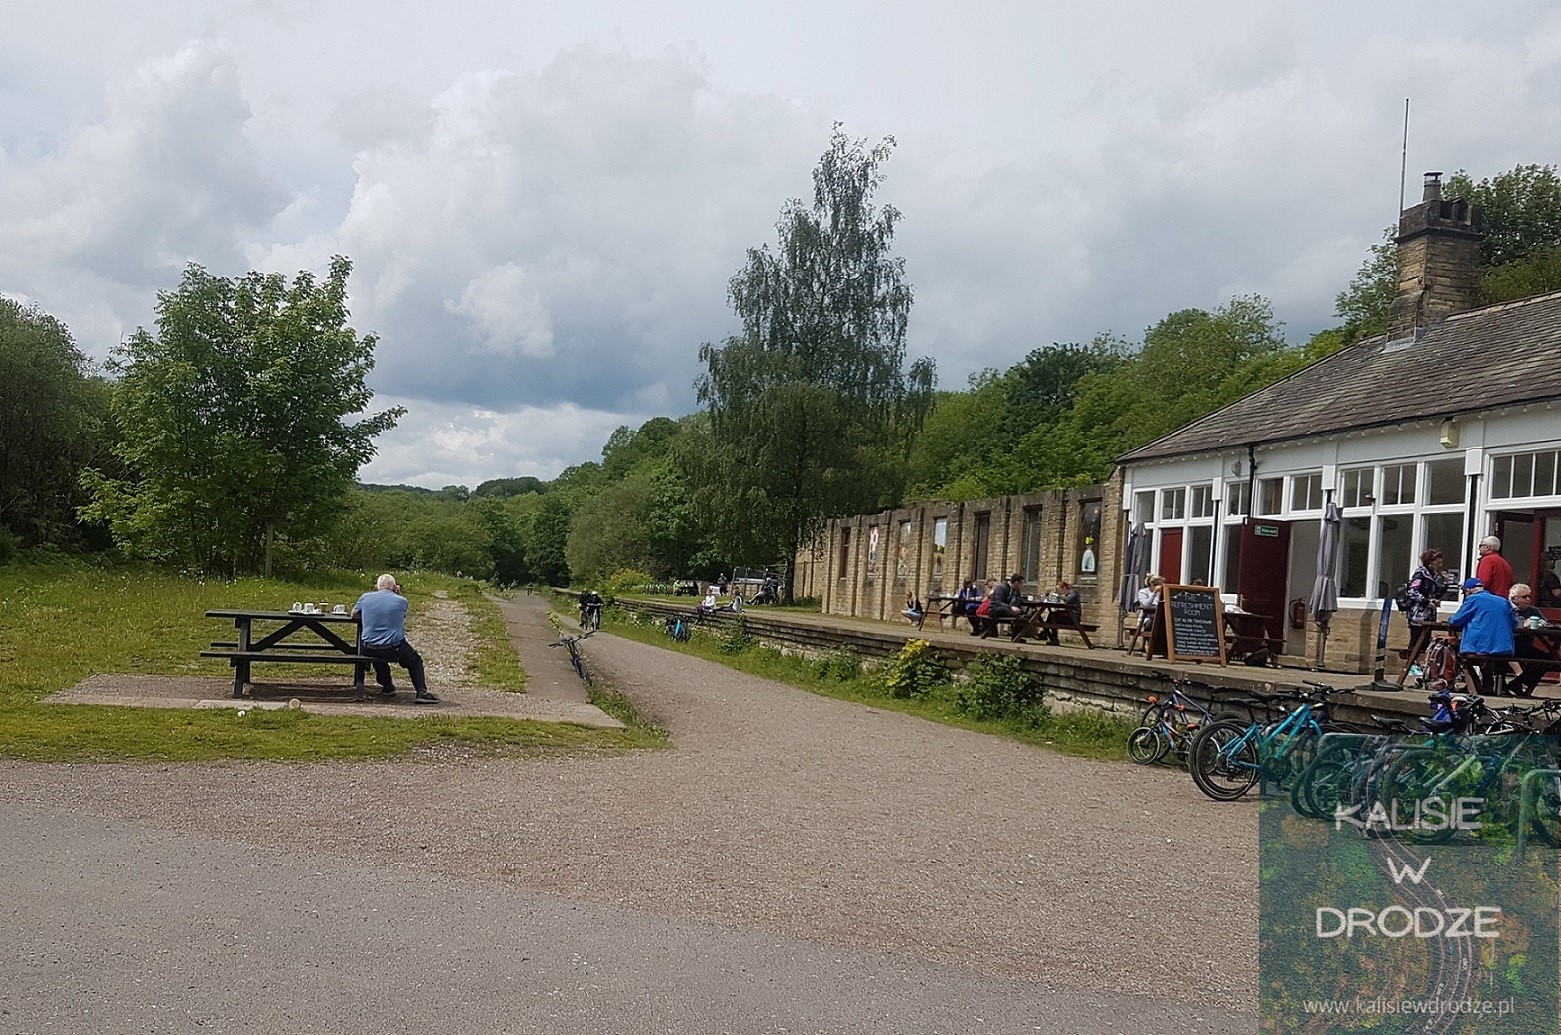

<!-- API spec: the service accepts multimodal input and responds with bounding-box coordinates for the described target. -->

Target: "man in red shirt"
[1474,535,1515,600]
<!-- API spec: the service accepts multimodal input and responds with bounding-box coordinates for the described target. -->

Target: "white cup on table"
[291,601,302,612]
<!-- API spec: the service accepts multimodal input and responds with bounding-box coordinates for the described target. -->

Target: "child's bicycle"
[1127,676,1224,766]
[549,629,595,685]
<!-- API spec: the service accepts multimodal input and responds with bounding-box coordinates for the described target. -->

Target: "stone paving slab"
[47,674,623,728]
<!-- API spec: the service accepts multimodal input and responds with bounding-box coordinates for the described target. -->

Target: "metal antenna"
[1399,98,1410,214]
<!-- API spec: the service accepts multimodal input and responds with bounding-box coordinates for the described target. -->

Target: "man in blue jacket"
[1446,577,1517,694]
[353,574,440,704]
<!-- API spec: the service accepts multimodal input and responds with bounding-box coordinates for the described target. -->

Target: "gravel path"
[2,594,1259,1020]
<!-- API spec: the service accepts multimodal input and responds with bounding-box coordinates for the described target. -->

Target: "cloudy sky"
[5,2,1559,488]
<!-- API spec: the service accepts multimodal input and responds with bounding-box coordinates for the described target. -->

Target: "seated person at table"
[353,574,439,704]
[1446,577,1516,695]
[1041,580,1082,645]
[1127,575,1163,653]
[968,578,998,636]
[954,579,981,626]
[981,574,1026,640]
[902,594,925,625]
[1508,583,1554,696]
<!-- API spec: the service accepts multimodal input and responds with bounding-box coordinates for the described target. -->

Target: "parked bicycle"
[663,614,692,642]
[549,629,595,685]
[1187,681,1345,802]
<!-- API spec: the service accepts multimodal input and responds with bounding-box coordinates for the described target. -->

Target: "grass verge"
[605,609,1133,761]
[0,560,656,761]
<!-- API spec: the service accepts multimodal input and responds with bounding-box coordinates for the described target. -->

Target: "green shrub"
[0,525,17,564]
[880,639,949,699]
[955,654,1048,726]
[812,646,862,683]
[604,567,654,602]
[717,617,756,655]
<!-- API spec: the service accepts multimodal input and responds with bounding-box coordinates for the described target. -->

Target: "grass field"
[0,560,663,761]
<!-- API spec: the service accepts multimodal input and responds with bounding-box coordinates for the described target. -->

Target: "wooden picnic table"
[1406,620,1561,695]
[920,593,965,630]
[201,608,371,698]
[1012,597,1097,648]
[1222,609,1282,667]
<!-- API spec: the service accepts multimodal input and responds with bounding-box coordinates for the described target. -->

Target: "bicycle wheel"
[1527,770,1561,847]
[571,648,591,686]
[1189,719,1261,801]
[1128,725,1168,765]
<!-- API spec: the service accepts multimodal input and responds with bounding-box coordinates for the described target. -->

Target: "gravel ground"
[2,595,1259,1018]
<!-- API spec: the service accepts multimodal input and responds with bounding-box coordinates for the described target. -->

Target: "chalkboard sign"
[1146,584,1228,665]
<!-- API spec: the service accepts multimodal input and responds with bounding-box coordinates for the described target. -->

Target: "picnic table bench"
[201,608,373,698]
[973,598,1098,647]
[917,594,965,630]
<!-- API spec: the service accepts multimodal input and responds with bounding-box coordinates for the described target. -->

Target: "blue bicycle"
[1187,681,1342,801]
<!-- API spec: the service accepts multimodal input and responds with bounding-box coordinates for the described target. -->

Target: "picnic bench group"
[917,593,1098,648]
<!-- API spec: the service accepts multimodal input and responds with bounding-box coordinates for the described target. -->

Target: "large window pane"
[1422,513,1465,582]
[1220,533,1240,593]
[1188,525,1214,586]
[1426,459,1464,505]
[896,520,911,579]
[1161,488,1186,521]
[1342,517,1371,597]
[1375,514,1415,598]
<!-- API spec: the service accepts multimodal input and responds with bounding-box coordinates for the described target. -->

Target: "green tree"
[1334,226,1396,340]
[526,493,573,586]
[0,299,112,546]
[1447,164,1561,268]
[82,257,401,575]
[902,371,1009,500]
[696,127,934,601]
[1001,339,1125,431]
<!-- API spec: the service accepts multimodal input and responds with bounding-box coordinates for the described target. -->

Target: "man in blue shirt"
[352,574,439,704]
[1446,576,1517,695]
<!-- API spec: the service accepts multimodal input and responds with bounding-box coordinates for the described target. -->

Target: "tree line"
[4,155,1560,594]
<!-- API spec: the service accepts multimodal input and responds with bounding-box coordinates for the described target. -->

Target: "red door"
[1237,518,1291,646]
[1159,529,1184,584]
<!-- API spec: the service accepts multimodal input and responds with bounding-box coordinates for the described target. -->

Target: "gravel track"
[2,594,1259,1018]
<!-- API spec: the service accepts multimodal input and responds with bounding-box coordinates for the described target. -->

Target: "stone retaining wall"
[609,596,1423,726]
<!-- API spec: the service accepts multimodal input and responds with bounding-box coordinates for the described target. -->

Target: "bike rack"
[1516,766,1560,859]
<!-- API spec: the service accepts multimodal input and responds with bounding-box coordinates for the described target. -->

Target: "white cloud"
[448,263,555,359]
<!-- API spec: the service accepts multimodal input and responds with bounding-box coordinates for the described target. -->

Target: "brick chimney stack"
[1386,171,1483,339]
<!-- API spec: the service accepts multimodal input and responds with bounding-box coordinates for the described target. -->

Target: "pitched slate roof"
[1118,290,1561,465]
